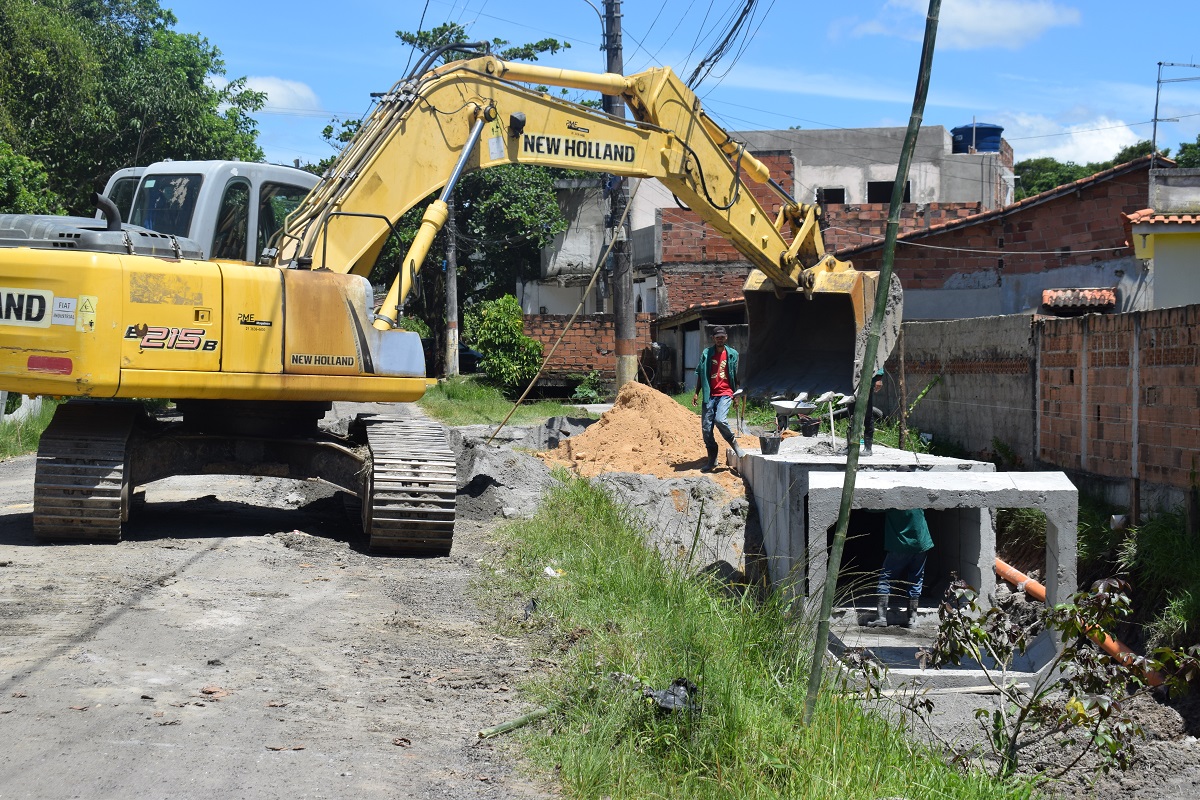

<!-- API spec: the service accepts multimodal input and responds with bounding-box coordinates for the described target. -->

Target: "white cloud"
[244,76,321,113]
[716,63,914,105]
[850,0,1081,50]
[998,113,1140,162]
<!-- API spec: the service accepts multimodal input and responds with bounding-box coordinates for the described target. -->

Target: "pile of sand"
[538,382,760,495]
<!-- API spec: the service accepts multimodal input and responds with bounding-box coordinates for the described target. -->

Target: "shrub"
[463,295,542,392]
[569,370,606,404]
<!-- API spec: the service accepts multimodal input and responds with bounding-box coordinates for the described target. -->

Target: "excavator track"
[362,416,457,556]
[33,402,139,543]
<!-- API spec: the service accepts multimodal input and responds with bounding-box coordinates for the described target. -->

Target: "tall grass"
[0,399,59,459]
[1118,508,1200,649]
[491,476,1030,800]
[418,376,592,426]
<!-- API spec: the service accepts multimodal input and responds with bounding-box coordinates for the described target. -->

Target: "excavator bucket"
[741,270,903,400]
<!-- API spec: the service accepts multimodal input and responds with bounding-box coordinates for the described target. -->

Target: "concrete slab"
[735,441,1078,678]
[737,441,996,599]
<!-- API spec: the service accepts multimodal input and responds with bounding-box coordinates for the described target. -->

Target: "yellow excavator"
[0,42,900,554]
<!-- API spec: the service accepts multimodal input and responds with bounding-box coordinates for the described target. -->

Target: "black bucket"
[759,435,781,455]
[799,418,820,437]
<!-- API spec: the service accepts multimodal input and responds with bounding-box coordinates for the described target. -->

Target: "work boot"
[730,441,746,459]
[866,597,889,627]
[700,443,718,473]
[903,597,919,628]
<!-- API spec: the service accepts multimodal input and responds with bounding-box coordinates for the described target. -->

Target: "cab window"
[129,174,204,238]
[258,182,311,262]
[107,176,140,220]
[211,179,251,260]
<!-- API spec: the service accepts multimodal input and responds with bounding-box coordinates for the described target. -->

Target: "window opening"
[211,179,251,260]
[867,181,911,203]
[129,174,204,238]
[258,182,312,262]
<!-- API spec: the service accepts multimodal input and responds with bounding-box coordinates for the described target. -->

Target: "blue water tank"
[951,123,1003,153]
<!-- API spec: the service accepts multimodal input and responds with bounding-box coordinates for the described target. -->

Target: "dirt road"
[0,454,549,800]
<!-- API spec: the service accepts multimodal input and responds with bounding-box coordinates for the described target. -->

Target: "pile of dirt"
[538,383,759,496]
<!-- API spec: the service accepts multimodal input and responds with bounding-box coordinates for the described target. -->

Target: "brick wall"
[845,166,1151,291]
[524,313,652,381]
[657,151,795,267]
[657,264,750,316]
[822,202,983,253]
[1038,306,1200,493]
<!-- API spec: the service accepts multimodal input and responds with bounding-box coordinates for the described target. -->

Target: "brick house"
[838,155,1160,319]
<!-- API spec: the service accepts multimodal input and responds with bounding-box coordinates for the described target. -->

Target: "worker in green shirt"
[866,508,933,628]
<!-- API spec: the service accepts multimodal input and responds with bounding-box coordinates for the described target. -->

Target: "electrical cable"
[825,225,1129,256]
[403,0,432,76]
[687,0,758,89]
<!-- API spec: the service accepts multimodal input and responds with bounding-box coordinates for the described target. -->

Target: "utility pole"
[603,0,637,389]
[444,190,459,376]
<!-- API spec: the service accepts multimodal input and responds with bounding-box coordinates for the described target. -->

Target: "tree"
[1176,134,1200,169]
[0,0,264,214]
[1013,157,1092,200]
[0,143,65,214]
[1112,139,1158,164]
[1013,140,1163,201]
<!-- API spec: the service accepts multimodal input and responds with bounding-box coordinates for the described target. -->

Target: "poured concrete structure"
[737,437,1078,607]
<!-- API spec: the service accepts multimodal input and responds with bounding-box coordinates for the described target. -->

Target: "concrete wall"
[1153,233,1200,308]
[1151,167,1200,213]
[541,179,605,280]
[517,280,597,316]
[883,315,1037,464]
[735,126,1012,210]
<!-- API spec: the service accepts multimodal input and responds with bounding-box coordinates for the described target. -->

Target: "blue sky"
[164,0,1200,169]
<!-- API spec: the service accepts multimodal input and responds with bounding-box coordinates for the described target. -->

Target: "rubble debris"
[643,677,700,714]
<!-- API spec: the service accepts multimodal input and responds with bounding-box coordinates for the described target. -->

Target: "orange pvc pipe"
[993,558,1163,687]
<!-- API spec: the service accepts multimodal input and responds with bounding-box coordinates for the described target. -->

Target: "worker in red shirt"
[691,326,746,472]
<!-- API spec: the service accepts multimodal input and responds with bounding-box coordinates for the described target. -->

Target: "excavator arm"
[276,47,899,396]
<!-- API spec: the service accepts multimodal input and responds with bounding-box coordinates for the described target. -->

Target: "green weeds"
[1117,508,1200,649]
[0,398,59,459]
[489,475,1030,800]
[418,375,591,427]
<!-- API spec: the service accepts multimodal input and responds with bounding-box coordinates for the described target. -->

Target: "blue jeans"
[878,550,928,598]
[701,395,736,451]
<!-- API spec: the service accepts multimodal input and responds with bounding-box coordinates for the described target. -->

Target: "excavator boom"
[277,49,900,395]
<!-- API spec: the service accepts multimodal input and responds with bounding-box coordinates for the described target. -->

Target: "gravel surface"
[0,449,552,800]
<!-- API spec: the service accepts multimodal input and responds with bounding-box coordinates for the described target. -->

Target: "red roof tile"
[1125,208,1200,225]
[1041,288,1116,309]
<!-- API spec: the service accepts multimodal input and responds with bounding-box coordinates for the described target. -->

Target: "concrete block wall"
[883,315,1036,464]
[523,313,652,381]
